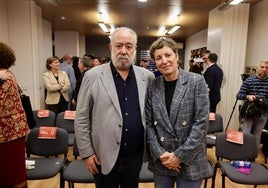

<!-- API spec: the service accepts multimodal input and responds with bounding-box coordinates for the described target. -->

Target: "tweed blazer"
[43,70,71,104]
[146,69,211,181]
[74,62,154,175]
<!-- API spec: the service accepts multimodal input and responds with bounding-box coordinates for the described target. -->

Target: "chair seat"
[206,136,216,148]
[63,160,94,183]
[139,162,154,183]
[27,158,67,180]
[221,162,268,185]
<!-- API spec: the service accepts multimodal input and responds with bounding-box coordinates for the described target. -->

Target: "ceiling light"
[166,25,181,35]
[229,0,244,5]
[138,0,147,2]
[98,22,110,33]
[158,26,166,36]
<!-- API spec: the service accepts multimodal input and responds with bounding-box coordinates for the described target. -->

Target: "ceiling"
[35,0,262,39]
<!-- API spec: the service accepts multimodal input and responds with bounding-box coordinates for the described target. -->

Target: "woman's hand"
[160,152,182,172]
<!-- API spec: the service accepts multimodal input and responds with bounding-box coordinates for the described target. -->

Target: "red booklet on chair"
[38,126,57,139]
[64,110,76,120]
[226,129,244,144]
[209,113,216,121]
[37,110,50,118]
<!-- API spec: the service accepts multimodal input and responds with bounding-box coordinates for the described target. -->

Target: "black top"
[164,79,177,116]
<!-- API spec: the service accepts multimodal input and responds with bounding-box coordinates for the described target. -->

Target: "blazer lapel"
[155,78,176,137]
[169,69,187,126]
[99,64,122,117]
[133,66,146,120]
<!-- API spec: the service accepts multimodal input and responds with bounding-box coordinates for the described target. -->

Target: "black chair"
[33,110,56,127]
[139,162,154,183]
[211,132,268,188]
[206,113,223,148]
[26,127,69,188]
[56,111,75,146]
[261,121,268,163]
[63,137,95,188]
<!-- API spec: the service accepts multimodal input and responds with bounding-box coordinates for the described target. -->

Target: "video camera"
[240,73,250,81]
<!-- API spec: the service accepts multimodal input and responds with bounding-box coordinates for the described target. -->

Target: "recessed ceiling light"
[61,16,66,20]
[229,0,243,5]
[138,0,147,2]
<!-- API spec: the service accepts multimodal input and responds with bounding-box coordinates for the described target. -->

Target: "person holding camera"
[237,60,268,147]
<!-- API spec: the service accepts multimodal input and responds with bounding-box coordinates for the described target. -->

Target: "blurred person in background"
[60,53,76,109]
[237,60,268,147]
[93,57,102,67]
[43,57,71,116]
[72,56,92,107]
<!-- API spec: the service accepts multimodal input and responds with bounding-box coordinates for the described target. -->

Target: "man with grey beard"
[75,27,154,188]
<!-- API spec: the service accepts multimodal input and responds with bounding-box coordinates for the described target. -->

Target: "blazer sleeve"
[59,71,71,92]
[43,72,61,92]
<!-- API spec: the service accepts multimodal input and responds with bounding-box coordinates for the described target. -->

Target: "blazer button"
[182,121,187,125]
[160,137,164,142]
[154,121,158,126]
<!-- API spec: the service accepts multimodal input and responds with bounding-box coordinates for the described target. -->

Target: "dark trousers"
[210,101,219,113]
[46,95,68,117]
[93,151,143,188]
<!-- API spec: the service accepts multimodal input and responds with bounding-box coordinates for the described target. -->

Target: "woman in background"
[43,57,71,116]
[93,56,102,67]
[0,42,29,188]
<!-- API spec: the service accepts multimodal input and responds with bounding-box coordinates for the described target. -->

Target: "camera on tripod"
[240,73,250,81]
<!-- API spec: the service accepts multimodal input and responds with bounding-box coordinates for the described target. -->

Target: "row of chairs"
[32,110,75,146]
[26,127,154,188]
[27,113,268,188]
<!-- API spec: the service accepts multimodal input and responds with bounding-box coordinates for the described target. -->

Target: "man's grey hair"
[79,56,92,68]
[110,27,137,45]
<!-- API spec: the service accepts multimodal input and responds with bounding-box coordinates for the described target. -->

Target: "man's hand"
[84,154,101,174]
[246,95,256,102]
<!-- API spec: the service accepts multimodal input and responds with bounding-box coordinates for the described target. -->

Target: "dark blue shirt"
[110,63,144,156]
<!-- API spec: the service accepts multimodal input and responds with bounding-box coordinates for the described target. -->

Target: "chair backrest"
[207,113,223,134]
[215,132,257,161]
[56,111,75,133]
[33,110,56,127]
[26,127,69,157]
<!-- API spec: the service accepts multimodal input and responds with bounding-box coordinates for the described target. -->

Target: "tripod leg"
[225,99,238,131]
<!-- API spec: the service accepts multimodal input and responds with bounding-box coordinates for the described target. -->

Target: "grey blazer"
[146,69,211,181]
[75,62,154,175]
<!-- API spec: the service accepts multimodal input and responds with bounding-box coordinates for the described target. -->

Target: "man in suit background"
[203,53,223,113]
[74,27,154,188]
